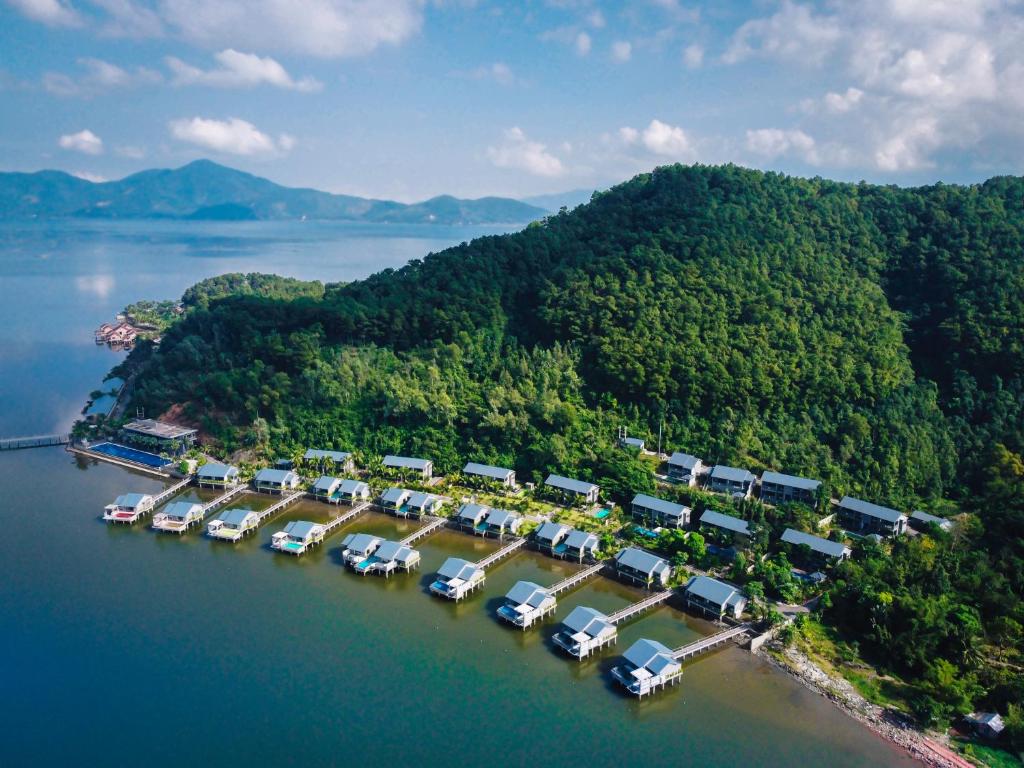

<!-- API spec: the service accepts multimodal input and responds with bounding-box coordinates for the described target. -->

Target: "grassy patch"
[955,740,1023,768]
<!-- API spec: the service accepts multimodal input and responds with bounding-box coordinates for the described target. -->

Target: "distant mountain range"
[0,160,551,225]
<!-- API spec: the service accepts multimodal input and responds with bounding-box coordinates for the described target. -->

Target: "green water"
[0,448,916,767]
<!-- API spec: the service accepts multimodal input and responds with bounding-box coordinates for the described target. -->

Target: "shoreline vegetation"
[100,164,1024,766]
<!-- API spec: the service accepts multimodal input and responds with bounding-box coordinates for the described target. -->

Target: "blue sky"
[2,0,1023,200]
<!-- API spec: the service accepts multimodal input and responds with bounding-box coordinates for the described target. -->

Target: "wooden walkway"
[477,537,527,569]
[607,590,672,624]
[321,502,371,536]
[672,623,752,661]
[252,490,304,527]
[151,476,193,507]
[549,562,606,596]
[400,516,447,547]
[0,434,70,450]
[201,484,248,517]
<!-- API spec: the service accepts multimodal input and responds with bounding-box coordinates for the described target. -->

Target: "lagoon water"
[0,219,915,766]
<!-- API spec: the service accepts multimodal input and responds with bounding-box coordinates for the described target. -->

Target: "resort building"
[621,436,645,451]
[780,528,851,566]
[708,465,756,498]
[482,508,523,538]
[382,455,433,481]
[152,501,204,533]
[613,547,671,589]
[340,533,383,570]
[303,449,354,473]
[336,479,370,503]
[630,493,691,529]
[759,471,822,508]
[455,502,489,533]
[909,510,955,533]
[312,475,343,501]
[837,496,908,537]
[497,581,557,629]
[206,508,260,541]
[667,452,703,485]
[462,462,516,488]
[120,418,197,454]
[103,493,155,524]
[544,474,599,505]
[379,487,412,515]
[430,557,485,601]
[611,639,683,698]
[196,462,239,488]
[563,529,600,562]
[534,522,571,554]
[699,509,752,543]
[368,540,421,576]
[406,491,444,517]
[552,606,617,659]
[272,520,326,555]
[683,575,748,620]
[253,468,300,494]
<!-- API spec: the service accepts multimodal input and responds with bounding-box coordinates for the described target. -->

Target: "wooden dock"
[200,484,248,518]
[548,562,606,596]
[320,501,371,536]
[476,537,527,570]
[671,623,752,661]
[607,590,672,624]
[251,490,304,527]
[400,516,447,547]
[0,434,70,451]
[151,476,193,507]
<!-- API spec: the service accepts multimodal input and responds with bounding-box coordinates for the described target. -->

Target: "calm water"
[0,220,915,766]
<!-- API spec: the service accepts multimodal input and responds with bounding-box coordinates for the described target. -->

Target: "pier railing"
[607,590,672,624]
[400,516,447,547]
[253,490,304,526]
[321,502,371,536]
[477,537,527,570]
[151,476,193,507]
[0,433,71,451]
[549,562,606,596]
[201,484,248,517]
[672,623,752,661]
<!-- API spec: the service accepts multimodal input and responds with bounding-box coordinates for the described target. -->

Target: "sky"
[1,0,1023,202]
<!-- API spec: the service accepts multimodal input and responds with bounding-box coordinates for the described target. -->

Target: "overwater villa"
[253,468,300,494]
[103,492,155,524]
[455,502,489,533]
[613,547,672,589]
[206,508,260,541]
[481,508,522,538]
[340,532,383,572]
[497,581,556,629]
[380,487,412,515]
[381,454,433,481]
[312,475,343,501]
[553,606,618,659]
[366,540,421,576]
[562,529,600,562]
[430,557,485,600]
[406,491,444,517]
[271,520,326,555]
[303,449,354,473]
[196,462,239,488]
[611,638,683,698]
[152,501,204,533]
[336,479,370,503]
[534,522,571,553]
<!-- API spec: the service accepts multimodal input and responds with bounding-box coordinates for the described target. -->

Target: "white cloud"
[745,128,818,162]
[723,0,841,65]
[167,49,321,91]
[823,87,864,113]
[44,57,162,96]
[618,126,639,145]
[611,40,632,62]
[92,0,164,36]
[7,0,81,27]
[59,129,104,155]
[115,144,146,159]
[463,61,516,86]
[874,115,940,171]
[641,119,692,157]
[575,31,591,56]
[169,116,293,156]
[586,10,605,28]
[682,43,703,69]
[487,127,566,177]
[157,0,423,58]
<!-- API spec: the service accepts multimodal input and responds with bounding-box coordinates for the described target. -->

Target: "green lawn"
[955,740,1022,768]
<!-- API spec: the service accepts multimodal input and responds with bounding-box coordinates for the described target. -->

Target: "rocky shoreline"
[759,642,975,768]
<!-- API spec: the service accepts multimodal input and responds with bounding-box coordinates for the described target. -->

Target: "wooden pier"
[400,516,447,547]
[548,562,606,596]
[671,623,752,661]
[476,537,527,570]
[607,590,672,624]
[201,484,248,518]
[151,476,193,507]
[0,434,70,451]
[251,490,305,527]
[320,501,371,536]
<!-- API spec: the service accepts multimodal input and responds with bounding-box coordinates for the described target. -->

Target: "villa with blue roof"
[103,492,155,524]
[312,475,343,501]
[336,479,370,504]
[406,491,444,517]
[837,496,908,537]
[368,540,421,576]
[272,520,326,555]
[630,493,691,529]
[667,452,703,485]
[699,509,752,544]
[381,455,433,481]
[708,465,756,498]
[563,529,599,562]
[683,575,748,620]
[340,532,383,571]
[482,508,522,538]
[613,547,671,589]
[497,581,556,629]
[612,638,683,698]
[253,468,300,494]
[463,462,516,488]
[760,471,822,508]
[303,449,354,472]
[781,528,851,566]
[553,606,618,659]
[379,487,412,515]
[206,508,260,541]
[430,557,485,600]
[196,462,239,488]
[455,502,489,532]
[152,501,204,533]
[534,522,570,554]
[544,474,599,505]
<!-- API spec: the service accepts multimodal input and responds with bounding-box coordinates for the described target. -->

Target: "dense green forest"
[122,164,1024,730]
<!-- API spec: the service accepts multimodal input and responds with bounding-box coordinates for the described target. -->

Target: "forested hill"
[129,164,1024,508]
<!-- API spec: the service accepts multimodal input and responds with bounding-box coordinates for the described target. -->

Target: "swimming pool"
[90,442,169,469]
[594,508,612,519]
